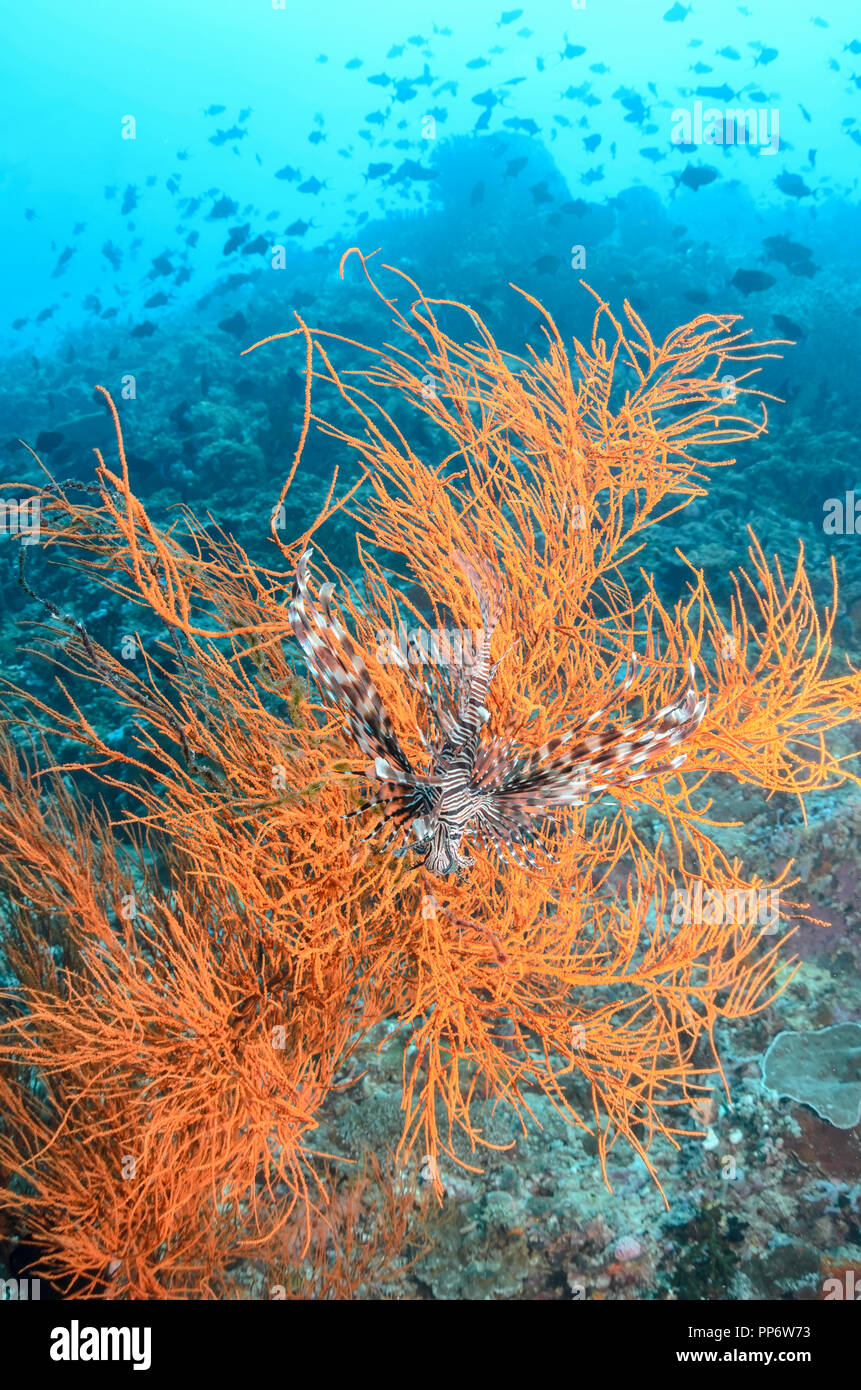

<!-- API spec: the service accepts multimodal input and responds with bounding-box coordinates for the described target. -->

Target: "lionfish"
[289,547,707,877]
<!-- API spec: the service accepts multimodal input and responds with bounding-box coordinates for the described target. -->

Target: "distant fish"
[218,311,248,338]
[675,163,720,191]
[390,158,437,182]
[844,38,861,53]
[466,57,491,69]
[36,305,58,322]
[121,185,137,215]
[82,294,101,312]
[203,104,227,116]
[24,208,36,220]
[223,224,250,254]
[583,132,601,152]
[175,266,192,286]
[387,44,404,58]
[639,146,666,162]
[498,8,523,23]
[275,164,301,181]
[298,176,326,194]
[695,83,736,102]
[35,431,65,451]
[533,254,561,275]
[308,130,325,145]
[663,2,692,20]
[131,320,157,337]
[11,318,28,330]
[101,240,123,270]
[242,235,269,255]
[560,43,586,59]
[772,312,805,340]
[716,45,740,59]
[148,254,174,278]
[286,218,313,236]
[730,268,776,294]
[365,110,387,125]
[345,57,363,69]
[812,16,828,27]
[504,116,540,134]
[208,195,238,218]
[754,45,779,66]
[775,171,812,198]
[51,245,75,277]
[581,165,604,184]
[799,104,812,122]
[504,156,528,177]
[762,234,813,269]
[238,107,253,122]
[690,62,713,74]
[367,73,391,86]
[144,291,170,308]
[364,161,394,181]
[589,62,610,73]
[529,180,554,204]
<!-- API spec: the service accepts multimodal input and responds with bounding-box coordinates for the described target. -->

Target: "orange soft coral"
[0,258,858,1297]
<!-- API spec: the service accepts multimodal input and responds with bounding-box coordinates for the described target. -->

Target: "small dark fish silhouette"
[504,116,539,135]
[754,46,778,66]
[12,317,28,329]
[36,305,58,322]
[529,180,554,204]
[83,294,101,311]
[690,62,713,74]
[238,107,252,122]
[716,45,740,59]
[498,8,523,23]
[144,291,170,308]
[242,235,268,255]
[204,104,227,116]
[367,73,391,86]
[844,38,861,53]
[730,269,776,295]
[131,320,157,337]
[51,245,75,277]
[175,266,192,286]
[101,307,118,319]
[466,57,490,69]
[286,218,313,236]
[148,254,173,279]
[390,159,437,182]
[346,57,363,69]
[775,172,812,198]
[505,156,528,177]
[298,176,326,194]
[365,110,387,125]
[218,311,248,338]
[761,234,813,268]
[101,241,122,270]
[695,83,736,102]
[772,313,805,341]
[663,2,692,20]
[533,254,561,275]
[121,185,137,215]
[275,165,301,181]
[308,130,325,145]
[35,431,65,451]
[640,146,666,162]
[387,44,404,58]
[208,195,238,219]
[223,224,250,255]
[365,161,394,181]
[676,163,720,191]
[583,133,601,152]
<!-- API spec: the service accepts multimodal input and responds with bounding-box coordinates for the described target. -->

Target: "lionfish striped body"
[289,548,707,877]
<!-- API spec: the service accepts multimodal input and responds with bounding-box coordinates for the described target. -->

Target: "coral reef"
[0,258,859,1296]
